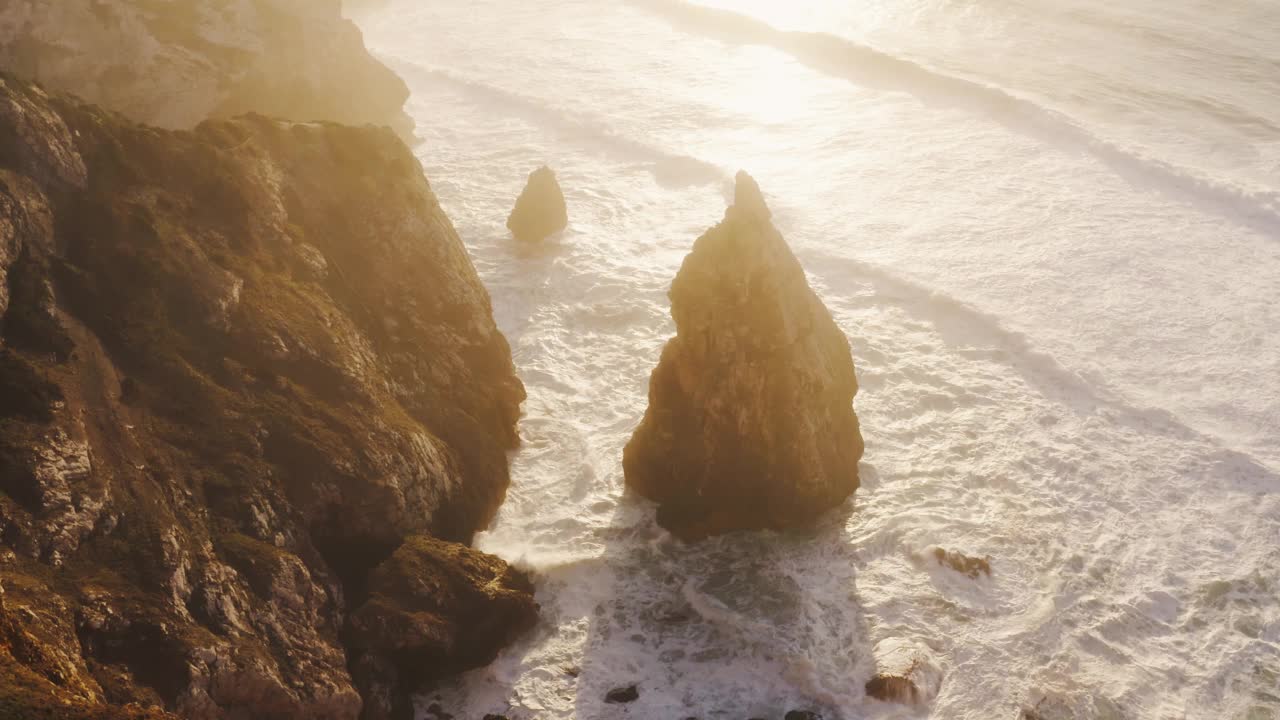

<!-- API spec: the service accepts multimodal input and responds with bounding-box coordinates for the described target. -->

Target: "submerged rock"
[604,685,640,704]
[348,536,538,720]
[623,172,864,539]
[506,166,568,242]
[933,547,991,579]
[865,638,943,706]
[0,73,524,719]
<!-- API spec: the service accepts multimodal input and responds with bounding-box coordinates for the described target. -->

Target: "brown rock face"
[0,75,528,719]
[347,536,538,720]
[506,166,568,242]
[0,0,414,142]
[623,172,863,540]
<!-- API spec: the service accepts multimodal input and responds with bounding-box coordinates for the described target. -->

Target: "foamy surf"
[352,1,1280,717]
[631,0,1280,239]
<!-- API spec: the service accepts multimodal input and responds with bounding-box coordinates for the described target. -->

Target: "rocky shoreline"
[0,70,530,719]
[0,1,910,718]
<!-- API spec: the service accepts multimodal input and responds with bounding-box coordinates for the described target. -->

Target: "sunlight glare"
[689,0,830,31]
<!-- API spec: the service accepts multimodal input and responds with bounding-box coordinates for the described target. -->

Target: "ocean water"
[351,1,1280,718]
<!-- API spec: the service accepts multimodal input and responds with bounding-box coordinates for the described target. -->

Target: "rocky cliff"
[0,74,530,719]
[624,172,864,540]
[0,0,413,142]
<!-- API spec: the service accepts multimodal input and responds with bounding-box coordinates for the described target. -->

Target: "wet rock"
[605,684,640,704]
[623,171,864,539]
[933,547,991,578]
[865,638,943,706]
[506,166,568,242]
[347,536,537,720]
[0,73,525,719]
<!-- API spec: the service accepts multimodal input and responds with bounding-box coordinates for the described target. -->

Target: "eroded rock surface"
[347,536,538,720]
[0,74,527,719]
[0,0,414,141]
[623,172,864,539]
[506,166,568,242]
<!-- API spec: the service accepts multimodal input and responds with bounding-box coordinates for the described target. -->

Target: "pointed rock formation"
[506,166,568,242]
[623,172,864,540]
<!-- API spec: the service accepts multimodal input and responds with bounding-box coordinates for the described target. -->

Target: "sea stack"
[623,172,864,540]
[506,166,568,241]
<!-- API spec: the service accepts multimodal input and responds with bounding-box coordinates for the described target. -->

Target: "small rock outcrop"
[0,0,414,142]
[506,166,568,242]
[0,74,526,719]
[865,638,943,706]
[347,537,538,720]
[623,172,864,539]
[604,685,640,704]
[932,548,991,579]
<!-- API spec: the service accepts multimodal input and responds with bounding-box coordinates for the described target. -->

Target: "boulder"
[623,172,864,539]
[506,166,568,242]
[864,638,942,706]
[932,548,991,579]
[347,536,538,720]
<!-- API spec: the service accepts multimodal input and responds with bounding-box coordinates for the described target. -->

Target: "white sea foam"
[356,1,1280,718]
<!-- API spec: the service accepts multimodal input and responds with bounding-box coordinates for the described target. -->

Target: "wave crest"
[630,0,1280,238]
[387,58,727,188]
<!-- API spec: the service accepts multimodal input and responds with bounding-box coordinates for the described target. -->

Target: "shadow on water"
[479,228,571,350]
[569,489,878,720]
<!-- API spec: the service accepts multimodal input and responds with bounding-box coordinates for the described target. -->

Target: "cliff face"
[0,75,528,718]
[0,0,413,141]
[624,172,864,540]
